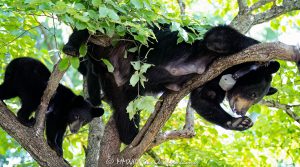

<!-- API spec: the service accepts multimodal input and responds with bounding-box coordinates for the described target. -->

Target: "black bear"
[0,57,104,156]
[191,61,279,130]
[63,25,279,144]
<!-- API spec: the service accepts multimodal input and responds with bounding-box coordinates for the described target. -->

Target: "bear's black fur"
[0,57,104,156]
[191,61,279,130]
[63,25,279,144]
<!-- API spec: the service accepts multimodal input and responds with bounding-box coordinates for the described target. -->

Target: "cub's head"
[67,96,104,133]
[226,61,280,116]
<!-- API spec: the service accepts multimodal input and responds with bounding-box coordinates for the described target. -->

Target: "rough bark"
[84,78,104,167]
[0,102,70,167]
[98,117,121,167]
[85,117,104,167]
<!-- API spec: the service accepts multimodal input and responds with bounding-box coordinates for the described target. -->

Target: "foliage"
[0,0,299,167]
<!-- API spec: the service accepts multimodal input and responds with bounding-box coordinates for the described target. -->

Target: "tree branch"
[98,117,121,167]
[231,0,300,33]
[249,0,275,11]
[85,117,104,167]
[260,99,300,124]
[146,149,166,167]
[34,59,69,135]
[84,77,104,167]
[237,0,248,13]
[149,99,195,148]
[253,1,300,24]
[0,102,70,167]
[177,0,186,16]
[117,42,300,165]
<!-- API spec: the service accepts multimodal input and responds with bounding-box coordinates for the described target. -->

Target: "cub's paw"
[62,44,79,57]
[225,116,253,131]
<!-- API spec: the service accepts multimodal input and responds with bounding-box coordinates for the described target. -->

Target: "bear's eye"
[250,92,257,98]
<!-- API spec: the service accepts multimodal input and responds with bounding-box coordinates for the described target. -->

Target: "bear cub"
[0,57,104,156]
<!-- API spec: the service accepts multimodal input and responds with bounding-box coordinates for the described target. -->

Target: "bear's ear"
[265,61,280,74]
[91,107,104,117]
[266,87,277,96]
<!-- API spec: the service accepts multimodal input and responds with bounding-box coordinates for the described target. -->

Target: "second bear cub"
[0,57,104,156]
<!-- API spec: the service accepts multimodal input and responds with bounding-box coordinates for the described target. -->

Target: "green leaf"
[79,45,87,56]
[92,0,102,7]
[74,14,90,23]
[126,101,136,120]
[130,71,140,86]
[58,58,70,71]
[130,0,143,9]
[99,5,110,18]
[128,46,138,53]
[107,9,120,21]
[131,61,141,71]
[70,57,80,69]
[101,58,114,72]
[140,63,153,73]
[170,22,181,31]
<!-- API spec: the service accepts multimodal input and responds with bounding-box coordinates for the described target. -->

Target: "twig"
[146,150,167,167]
[177,0,186,16]
[149,99,195,148]
[253,2,300,24]
[1,25,40,47]
[249,0,275,11]
[260,99,300,124]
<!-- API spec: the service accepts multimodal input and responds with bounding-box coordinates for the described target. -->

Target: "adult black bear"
[63,25,279,144]
[0,57,104,156]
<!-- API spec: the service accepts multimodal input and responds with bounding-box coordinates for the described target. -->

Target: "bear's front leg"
[224,116,253,131]
[190,89,254,131]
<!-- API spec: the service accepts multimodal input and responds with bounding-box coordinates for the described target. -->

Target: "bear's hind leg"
[46,124,64,157]
[0,83,16,100]
[17,104,36,127]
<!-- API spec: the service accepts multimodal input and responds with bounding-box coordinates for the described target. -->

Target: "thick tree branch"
[115,42,300,166]
[85,117,104,167]
[260,99,300,124]
[34,59,69,135]
[0,102,70,167]
[98,117,121,167]
[84,78,104,167]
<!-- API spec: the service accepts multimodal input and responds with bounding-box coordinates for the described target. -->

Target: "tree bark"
[0,102,70,167]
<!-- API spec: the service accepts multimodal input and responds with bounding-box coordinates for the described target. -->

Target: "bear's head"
[67,96,104,133]
[226,61,280,116]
